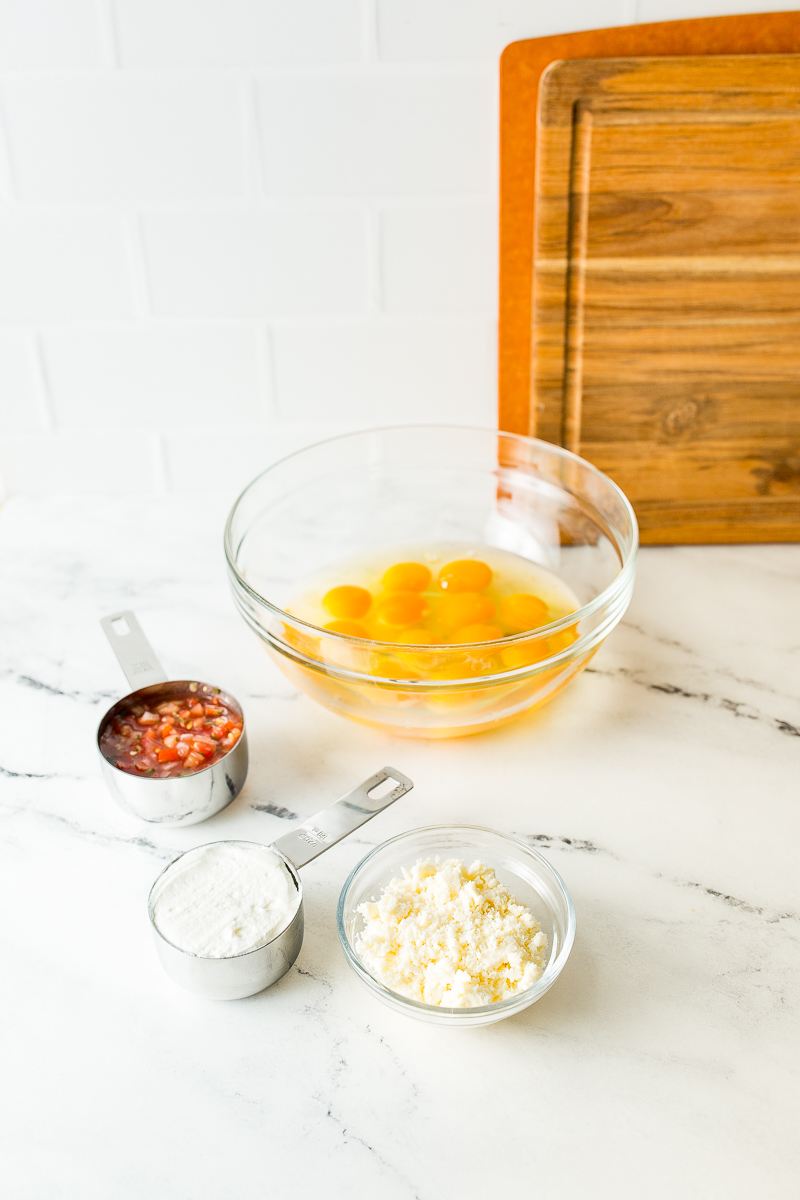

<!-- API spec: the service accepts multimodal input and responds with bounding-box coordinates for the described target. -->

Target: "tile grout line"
[361,0,380,62]
[0,62,492,81]
[258,323,279,425]
[0,78,20,202]
[31,332,56,433]
[151,431,169,493]
[241,77,265,199]
[366,202,383,313]
[94,0,121,69]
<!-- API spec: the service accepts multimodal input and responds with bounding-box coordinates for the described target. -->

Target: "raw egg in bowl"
[224,426,637,738]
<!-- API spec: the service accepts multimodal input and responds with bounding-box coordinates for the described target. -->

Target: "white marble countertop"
[2,493,798,1199]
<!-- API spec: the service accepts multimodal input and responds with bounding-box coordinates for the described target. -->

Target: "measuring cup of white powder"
[148,766,412,999]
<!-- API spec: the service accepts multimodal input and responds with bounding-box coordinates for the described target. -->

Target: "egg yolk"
[426,661,492,682]
[309,552,578,693]
[325,619,370,638]
[394,628,438,645]
[437,559,492,593]
[282,624,320,657]
[382,562,431,592]
[451,623,502,644]
[323,585,372,620]
[375,659,422,681]
[375,592,429,629]
[438,592,495,631]
[548,626,579,653]
[499,593,549,632]
[500,639,550,669]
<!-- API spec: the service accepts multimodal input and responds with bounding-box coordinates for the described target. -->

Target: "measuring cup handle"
[271,766,414,871]
[100,610,169,691]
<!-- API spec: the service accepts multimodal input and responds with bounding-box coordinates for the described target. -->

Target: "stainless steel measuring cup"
[147,766,414,999]
[97,610,248,826]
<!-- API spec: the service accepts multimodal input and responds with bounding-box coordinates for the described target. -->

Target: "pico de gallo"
[100,683,243,779]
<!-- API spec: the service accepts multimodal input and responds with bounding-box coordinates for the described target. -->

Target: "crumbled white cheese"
[355,857,547,1007]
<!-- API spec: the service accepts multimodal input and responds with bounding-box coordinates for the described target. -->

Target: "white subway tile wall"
[142,207,371,317]
[0,211,134,320]
[256,72,495,196]
[0,333,46,431]
[3,78,249,200]
[0,0,766,494]
[44,324,266,427]
[272,318,492,423]
[0,1,107,70]
[381,202,497,312]
[114,0,364,67]
[376,0,636,60]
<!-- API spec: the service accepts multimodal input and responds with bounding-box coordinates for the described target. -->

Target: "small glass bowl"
[337,825,576,1027]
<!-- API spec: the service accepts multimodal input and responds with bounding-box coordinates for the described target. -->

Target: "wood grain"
[527,52,800,543]
[499,13,800,544]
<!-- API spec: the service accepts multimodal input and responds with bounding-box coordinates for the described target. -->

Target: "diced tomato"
[101,686,243,779]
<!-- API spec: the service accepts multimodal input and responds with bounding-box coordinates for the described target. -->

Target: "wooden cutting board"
[531,53,800,543]
[499,15,800,544]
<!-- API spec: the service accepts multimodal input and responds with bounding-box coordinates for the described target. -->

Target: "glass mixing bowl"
[337,825,576,1027]
[224,426,637,738]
